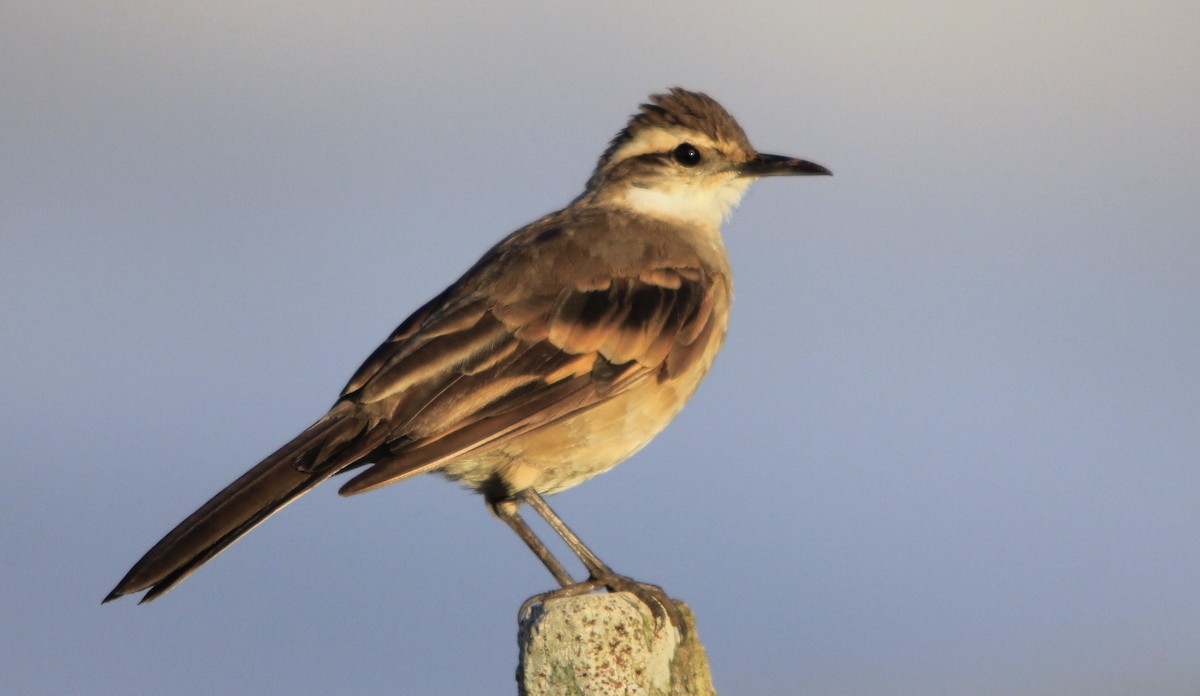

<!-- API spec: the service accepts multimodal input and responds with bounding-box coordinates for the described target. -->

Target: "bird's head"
[585,88,830,229]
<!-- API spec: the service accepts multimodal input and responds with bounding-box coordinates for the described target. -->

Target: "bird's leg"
[518,489,612,578]
[518,489,684,631]
[490,499,576,588]
[493,497,613,622]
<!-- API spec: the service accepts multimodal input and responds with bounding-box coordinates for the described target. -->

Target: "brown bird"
[104,88,830,617]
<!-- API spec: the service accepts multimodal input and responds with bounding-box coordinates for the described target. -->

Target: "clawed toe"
[519,575,686,636]
[596,574,685,635]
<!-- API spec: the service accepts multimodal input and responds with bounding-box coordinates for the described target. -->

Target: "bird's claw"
[519,574,686,636]
[597,574,686,636]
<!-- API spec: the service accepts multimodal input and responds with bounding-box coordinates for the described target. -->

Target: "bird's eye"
[672,143,702,167]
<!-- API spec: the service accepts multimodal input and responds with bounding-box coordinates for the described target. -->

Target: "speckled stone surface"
[517,592,715,696]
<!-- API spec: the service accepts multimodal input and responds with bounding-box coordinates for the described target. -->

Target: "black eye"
[672,142,702,167]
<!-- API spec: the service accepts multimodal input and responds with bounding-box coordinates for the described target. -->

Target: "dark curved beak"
[738,153,832,178]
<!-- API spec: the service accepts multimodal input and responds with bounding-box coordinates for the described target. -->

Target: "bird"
[104,88,831,618]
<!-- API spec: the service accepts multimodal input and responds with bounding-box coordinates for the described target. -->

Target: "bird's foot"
[521,573,685,636]
[518,580,588,623]
[596,573,685,635]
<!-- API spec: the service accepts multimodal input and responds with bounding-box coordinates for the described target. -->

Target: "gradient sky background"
[4,2,1198,694]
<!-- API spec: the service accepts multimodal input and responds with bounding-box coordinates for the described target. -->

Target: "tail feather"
[104,404,379,603]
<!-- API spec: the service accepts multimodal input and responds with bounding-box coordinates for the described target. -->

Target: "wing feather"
[336,264,721,495]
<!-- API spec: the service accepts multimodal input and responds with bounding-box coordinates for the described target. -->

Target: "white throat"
[620,178,752,230]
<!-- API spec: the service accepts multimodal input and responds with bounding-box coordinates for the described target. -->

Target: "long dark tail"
[104,403,380,604]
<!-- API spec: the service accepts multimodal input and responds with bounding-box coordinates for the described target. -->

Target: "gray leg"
[517,490,684,631]
[519,490,613,578]
[491,499,576,588]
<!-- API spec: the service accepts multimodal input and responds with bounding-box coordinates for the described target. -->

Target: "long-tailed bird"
[105,88,830,616]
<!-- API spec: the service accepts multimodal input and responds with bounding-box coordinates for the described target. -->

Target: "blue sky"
[4,2,1199,694]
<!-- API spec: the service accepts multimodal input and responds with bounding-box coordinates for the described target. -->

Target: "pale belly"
[438,360,712,496]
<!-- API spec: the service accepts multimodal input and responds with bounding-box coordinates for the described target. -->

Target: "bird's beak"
[738,153,832,178]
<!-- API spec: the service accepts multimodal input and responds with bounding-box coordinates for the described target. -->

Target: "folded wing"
[337,265,720,494]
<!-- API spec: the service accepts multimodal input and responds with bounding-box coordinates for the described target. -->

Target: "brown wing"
[336,265,721,495]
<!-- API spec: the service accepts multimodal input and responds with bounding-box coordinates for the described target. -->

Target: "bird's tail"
[104,403,380,603]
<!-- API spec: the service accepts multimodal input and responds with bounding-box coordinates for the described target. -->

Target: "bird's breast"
[441,301,730,496]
